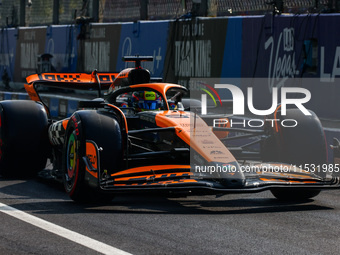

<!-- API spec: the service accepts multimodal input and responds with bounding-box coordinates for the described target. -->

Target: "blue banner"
[221,17,242,78]
[240,14,340,120]
[0,28,17,84]
[45,25,78,72]
[116,21,170,77]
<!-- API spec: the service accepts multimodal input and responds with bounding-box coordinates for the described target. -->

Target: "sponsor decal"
[265,27,299,92]
[86,141,98,171]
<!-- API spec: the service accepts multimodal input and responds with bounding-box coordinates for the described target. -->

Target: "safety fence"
[0,0,339,27]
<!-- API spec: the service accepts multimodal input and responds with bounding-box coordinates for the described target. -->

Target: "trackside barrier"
[1,16,340,120]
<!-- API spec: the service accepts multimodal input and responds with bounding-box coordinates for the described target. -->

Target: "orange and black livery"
[0,56,339,203]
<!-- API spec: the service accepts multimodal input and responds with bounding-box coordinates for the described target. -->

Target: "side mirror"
[181,98,202,112]
[331,138,340,164]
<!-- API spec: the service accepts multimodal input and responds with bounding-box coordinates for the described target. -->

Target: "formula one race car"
[0,56,339,202]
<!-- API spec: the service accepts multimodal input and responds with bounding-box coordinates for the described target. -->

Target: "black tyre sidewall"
[278,109,327,166]
[271,188,321,201]
[0,100,49,177]
[262,108,327,166]
[262,108,326,201]
[62,111,123,203]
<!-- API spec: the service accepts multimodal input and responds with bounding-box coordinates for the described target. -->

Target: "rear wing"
[26,71,118,90]
[25,70,119,117]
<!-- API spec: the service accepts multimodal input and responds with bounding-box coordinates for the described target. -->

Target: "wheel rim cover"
[67,132,77,180]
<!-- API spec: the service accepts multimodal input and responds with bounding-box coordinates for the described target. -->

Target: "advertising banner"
[164,18,228,87]
[44,25,78,72]
[221,17,243,78]
[116,21,169,77]
[240,14,340,119]
[0,28,17,85]
[316,14,340,119]
[13,27,47,82]
[80,23,122,73]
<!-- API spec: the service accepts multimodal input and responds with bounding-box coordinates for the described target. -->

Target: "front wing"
[94,164,340,194]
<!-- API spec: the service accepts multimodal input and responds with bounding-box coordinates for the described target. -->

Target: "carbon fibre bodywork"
[18,58,340,201]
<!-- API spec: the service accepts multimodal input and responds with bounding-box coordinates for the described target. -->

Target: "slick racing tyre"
[270,188,321,201]
[62,110,123,203]
[262,108,327,167]
[0,100,49,177]
[261,108,326,201]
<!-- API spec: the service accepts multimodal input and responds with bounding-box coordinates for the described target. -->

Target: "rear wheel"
[0,100,49,177]
[261,108,326,201]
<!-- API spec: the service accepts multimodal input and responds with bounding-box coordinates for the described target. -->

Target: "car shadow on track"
[0,177,334,215]
[93,193,333,215]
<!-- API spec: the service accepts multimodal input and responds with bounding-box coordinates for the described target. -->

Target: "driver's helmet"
[132,91,162,112]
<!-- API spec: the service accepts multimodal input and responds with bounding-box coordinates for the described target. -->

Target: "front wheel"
[63,127,85,200]
[262,108,327,201]
[271,188,321,201]
[62,111,123,203]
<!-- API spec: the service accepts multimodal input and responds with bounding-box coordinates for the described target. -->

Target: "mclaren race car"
[0,56,339,202]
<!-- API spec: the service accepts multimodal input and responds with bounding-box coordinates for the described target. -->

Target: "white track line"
[0,202,132,255]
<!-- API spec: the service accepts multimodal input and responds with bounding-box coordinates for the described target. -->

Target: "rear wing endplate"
[25,71,119,117]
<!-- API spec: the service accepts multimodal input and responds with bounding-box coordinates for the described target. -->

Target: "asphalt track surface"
[1,176,340,255]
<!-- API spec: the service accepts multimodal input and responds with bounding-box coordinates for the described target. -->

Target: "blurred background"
[0,0,339,27]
